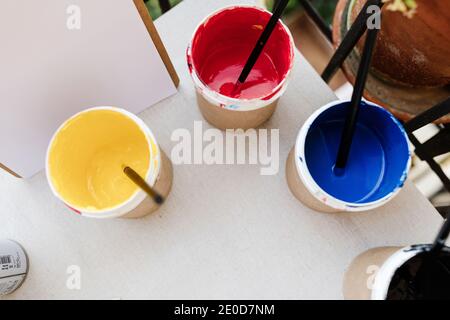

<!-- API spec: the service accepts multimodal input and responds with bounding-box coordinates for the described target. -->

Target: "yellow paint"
[48,109,156,211]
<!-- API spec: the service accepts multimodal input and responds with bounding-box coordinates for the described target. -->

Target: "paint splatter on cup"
[343,245,450,300]
[46,107,173,219]
[286,100,411,212]
[187,5,295,130]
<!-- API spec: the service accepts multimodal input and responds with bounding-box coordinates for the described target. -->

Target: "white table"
[0,0,444,299]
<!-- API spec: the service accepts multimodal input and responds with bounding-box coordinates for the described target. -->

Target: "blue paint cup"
[286,100,411,212]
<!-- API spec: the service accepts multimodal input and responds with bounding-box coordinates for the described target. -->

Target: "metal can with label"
[0,239,28,296]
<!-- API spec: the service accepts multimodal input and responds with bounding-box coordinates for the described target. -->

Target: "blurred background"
[145,0,335,22]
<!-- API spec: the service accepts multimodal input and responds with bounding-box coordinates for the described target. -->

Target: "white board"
[0,0,177,178]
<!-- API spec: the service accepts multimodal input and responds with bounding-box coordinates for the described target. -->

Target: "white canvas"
[0,0,177,178]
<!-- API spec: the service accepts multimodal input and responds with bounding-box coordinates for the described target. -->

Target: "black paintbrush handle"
[238,0,290,83]
[335,27,379,169]
[430,217,450,255]
[124,166,164,205]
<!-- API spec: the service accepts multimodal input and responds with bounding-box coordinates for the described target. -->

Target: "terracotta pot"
[333,0,450,123]
[349,0,450,88]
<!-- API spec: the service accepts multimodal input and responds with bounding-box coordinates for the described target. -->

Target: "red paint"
[186,47,193,73]
[191,7,293,100]
[65,203,81,215]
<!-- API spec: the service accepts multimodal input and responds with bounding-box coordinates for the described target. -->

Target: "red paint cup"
[187,6,295,130]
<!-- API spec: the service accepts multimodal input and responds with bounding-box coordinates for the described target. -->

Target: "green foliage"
[310,0,337,25]
[145,0,183,20]
[265,0,299,14]
[144,0,339,25]
[403,0,417,9]
[265,0,338,25]
[383,0,417,17]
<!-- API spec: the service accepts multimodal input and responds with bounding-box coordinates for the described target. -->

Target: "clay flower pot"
[349,0,450,88]
[333,0,450,123]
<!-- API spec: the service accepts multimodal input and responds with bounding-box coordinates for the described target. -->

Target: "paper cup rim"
[45,106,161,219]
[294,100,412,212]
[186,5,295,111]
[371,244,450,300]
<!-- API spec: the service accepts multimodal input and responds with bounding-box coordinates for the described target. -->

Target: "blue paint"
[304,101,409,204]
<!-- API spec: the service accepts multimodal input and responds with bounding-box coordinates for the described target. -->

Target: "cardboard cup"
[286,100,411,213]
[46,107,173,219]
[187,5,295,130]
[343,246,401,300]
[195,91,278,130]
[286,148,335,213]
[343,245,450,300]
[123,150,173,219]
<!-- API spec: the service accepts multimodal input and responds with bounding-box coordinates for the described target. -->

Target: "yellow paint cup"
[46,107,172,219]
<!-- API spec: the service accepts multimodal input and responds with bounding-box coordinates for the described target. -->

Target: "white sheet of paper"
[0,0,177,178]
